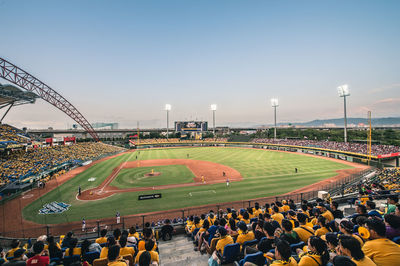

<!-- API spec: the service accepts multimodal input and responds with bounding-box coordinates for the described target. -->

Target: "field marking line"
[100,152,136,192]
[188,190,216,197]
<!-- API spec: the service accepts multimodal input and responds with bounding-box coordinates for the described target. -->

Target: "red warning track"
[78,159,243,200]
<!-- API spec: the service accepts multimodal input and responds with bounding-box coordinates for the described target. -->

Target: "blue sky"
[1,0,399,129]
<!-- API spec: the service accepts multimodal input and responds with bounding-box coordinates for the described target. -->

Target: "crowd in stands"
[334,168,400,196]
[184,195,400,265]
[0,124,31,145]
[137,138,227,144]
[1,194,400,265]
[0,219,172,266]
[0,143,124,186]
[251,138,400,156]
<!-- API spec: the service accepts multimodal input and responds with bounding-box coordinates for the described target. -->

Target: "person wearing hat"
[338,219,364,247]
[282,200,290,212]
[3,249,26,266]
[362,217,400,266]
[318,203,334,223]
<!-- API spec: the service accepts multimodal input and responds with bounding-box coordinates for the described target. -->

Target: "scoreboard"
[175,121,208,132]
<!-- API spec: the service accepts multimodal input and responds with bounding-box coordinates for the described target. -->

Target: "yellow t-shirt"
[351,256,376,266]
[272,213,284,225]
[65,247,81,256]
[100,247,109,258]
[216,235,234,255]
[314,227,330,237]
[128,232,139,239]
[119,247,135,257]
[96,237,107,244]
[270,257,298,266]
[137,240,157,251]
[107,261,127,266]
[282,205,290,212]
[298,254,322,266]
[241,218,250,224]
[6,248,19,258]
[362,238,400,266]
[321,210,334,222]
[293,226,315,243]
[236,231,255,246]
[134,250,159,264]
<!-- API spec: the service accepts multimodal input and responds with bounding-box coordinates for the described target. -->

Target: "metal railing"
[0,168,372,238]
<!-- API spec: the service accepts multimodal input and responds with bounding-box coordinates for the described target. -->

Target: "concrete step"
[158,235,210,265]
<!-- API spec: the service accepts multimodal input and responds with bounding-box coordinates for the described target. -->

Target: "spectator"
[386,195,398,214]
[26,241,49,266]
[338,235,375,266]
[64,238,80,256]
[362,217,400,266]
[338,220,364,247]
[127,227,139,245]
[138,228,157,251]
[160,219,174,241]
[325,233,338,262]
[100,236,116,259]
[297,236,329,266]
[6,240,23,258]
[137,251,151,266]
[366,201,382,219]
[384,214,400,240]
[118,236,135,257]
[236,222,255,248]
[318,203,334,222]
[294,213,314,243]
[96,229,108,244]
[315,216,331,237]
[3,249,26,266]
[134,240,158,265]
[107,245,126,266]
[61,232,74,249]
[330,201,344,219]
[279,219,301,244]
[45,236,62,260]
[268,239,297,266]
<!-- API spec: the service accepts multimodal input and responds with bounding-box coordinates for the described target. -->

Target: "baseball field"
[22,147,357,224]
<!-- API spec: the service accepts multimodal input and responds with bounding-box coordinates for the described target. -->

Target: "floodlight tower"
[337,84,350,143]
[271,98,279,140]
[211,104,217,137]
[165,104,171,140]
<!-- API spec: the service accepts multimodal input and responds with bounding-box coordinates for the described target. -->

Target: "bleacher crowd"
[0,124,31,145]
[0,143,124,186]
[1,194,400,266]
[251,138,400,156]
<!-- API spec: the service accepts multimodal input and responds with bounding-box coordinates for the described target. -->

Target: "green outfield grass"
[110,165,195,188]
[22,147,354,224]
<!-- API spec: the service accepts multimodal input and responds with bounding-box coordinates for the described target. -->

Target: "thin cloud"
[368,83,400,94]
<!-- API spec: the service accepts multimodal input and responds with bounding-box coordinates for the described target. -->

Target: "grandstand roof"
[0,83,37,108]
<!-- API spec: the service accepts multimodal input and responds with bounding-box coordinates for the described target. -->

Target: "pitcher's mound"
[144,172,161,177]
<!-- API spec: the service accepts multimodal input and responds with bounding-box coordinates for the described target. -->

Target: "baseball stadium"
[2,2,400,266]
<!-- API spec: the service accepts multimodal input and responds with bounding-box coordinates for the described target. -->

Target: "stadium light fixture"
[270,98,279,140]
[210,104,217,137]
[337,84,350,143]
[165,104,171,140]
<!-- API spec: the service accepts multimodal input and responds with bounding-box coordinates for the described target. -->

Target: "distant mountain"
[225,117,400,128]
[280,117,400,127]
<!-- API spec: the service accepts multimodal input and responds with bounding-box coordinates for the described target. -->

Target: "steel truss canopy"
[0,57,99,141]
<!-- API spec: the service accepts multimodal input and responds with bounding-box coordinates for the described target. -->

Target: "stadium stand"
[0,142,124,186]
[252,138,400,156]
[2,192,400,266]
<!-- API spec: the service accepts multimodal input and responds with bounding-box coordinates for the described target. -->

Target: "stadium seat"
[220,243,240,264]
[239,251,265,266]
[241,239,258,251]
[82,251,100,264]
[122,254,133,266]
[290,241,305,253]
[93,257,108,266]
[392,236,400,244]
